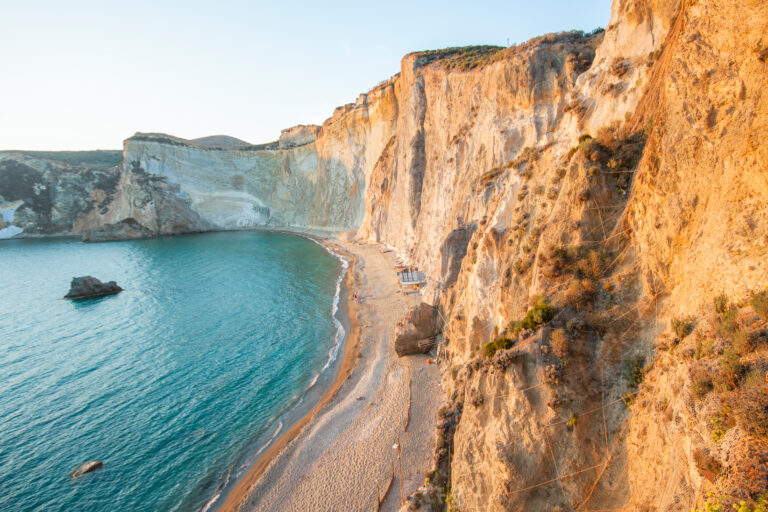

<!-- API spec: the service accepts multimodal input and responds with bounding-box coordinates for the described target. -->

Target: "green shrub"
[513,258,529,275]
[520,295,557,331]
[694,331,714,359]
[716,349,744,390]
[715,307,753,354]
[483,337,515,358]
[710,404,733,443]
[507,296,557,338]
[415,45,504,71]
[694,495,768,512]
[717,307,739,336]
[625,354,646,389]
[750,290,768,321]
[671,316,696,339]
[714,293,730,314]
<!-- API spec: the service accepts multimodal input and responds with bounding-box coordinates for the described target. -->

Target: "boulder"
[394,302,442,356]
[64,276,123,300]
[69,460,103,478]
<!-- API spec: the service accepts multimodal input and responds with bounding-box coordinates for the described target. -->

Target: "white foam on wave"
[304,238,349,390]
[200,469,231,512]
[200,235,349,512]
[253,421,283,458]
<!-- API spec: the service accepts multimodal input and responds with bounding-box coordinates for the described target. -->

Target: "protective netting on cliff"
[451,336,693,512]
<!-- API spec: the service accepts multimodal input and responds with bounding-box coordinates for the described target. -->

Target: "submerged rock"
[64,276,123,300]
[394,302,442,356]
[69,460,103,478]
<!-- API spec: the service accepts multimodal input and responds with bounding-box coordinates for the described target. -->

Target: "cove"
[0,231,344,512]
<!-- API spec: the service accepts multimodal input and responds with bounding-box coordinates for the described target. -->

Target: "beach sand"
[218,240,443,512]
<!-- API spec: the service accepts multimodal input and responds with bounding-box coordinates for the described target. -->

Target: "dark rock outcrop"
[0,153,212,241]
[394,302,442,356]
[82,218,154,242]
[64,276,122,300]
[69,460,103,478]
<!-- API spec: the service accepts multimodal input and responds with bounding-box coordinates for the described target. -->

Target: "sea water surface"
[0,231,345,511]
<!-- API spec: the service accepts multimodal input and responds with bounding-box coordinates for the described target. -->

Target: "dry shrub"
[693,447,722,477]
[668,316,695,341]
[587,310,612,336]
[715,349,745,391]
[690,363,714,399]
[576,250,609,280]
[551,328,569,361]
[563,280,594,310]
[730,385,768,440]
[750,289,768,321]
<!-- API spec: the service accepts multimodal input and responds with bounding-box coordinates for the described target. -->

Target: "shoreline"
[219,239,443,512]
[215,239,362,512]
[4,228,442,511]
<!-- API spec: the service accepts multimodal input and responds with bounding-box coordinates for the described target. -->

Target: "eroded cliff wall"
[354,0,768,510]
[121,79,398,234]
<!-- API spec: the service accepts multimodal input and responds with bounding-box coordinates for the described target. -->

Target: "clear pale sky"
[0,1,612,150]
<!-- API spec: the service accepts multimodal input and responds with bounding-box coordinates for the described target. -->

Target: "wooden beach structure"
[396,267,425,292]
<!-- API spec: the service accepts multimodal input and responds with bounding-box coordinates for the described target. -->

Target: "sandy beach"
[218,240,443,512]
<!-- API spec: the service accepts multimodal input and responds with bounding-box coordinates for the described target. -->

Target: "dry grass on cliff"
[657,291,768,508]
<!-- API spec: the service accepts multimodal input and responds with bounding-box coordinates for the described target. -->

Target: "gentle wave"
[0,231,343,512]
[200,469,231,512]
[200,236,349,512]
[309,240,349,387]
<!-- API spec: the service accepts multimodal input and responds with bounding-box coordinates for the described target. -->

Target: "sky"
[0,0,612,150]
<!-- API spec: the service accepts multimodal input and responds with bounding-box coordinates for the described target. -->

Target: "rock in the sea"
[69,460,103,478]
[394,302,442,356]
[64,276,123,300]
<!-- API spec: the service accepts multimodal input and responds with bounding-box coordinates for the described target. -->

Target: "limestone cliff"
[121,78,397,234]
[0,151,210,240]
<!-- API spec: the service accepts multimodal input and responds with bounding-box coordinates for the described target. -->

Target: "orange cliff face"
[348,0,768,510]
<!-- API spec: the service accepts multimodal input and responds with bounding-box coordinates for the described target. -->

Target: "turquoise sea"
[0,231,345,511]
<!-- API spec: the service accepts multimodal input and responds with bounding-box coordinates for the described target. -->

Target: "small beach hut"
[397,269,425,292]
